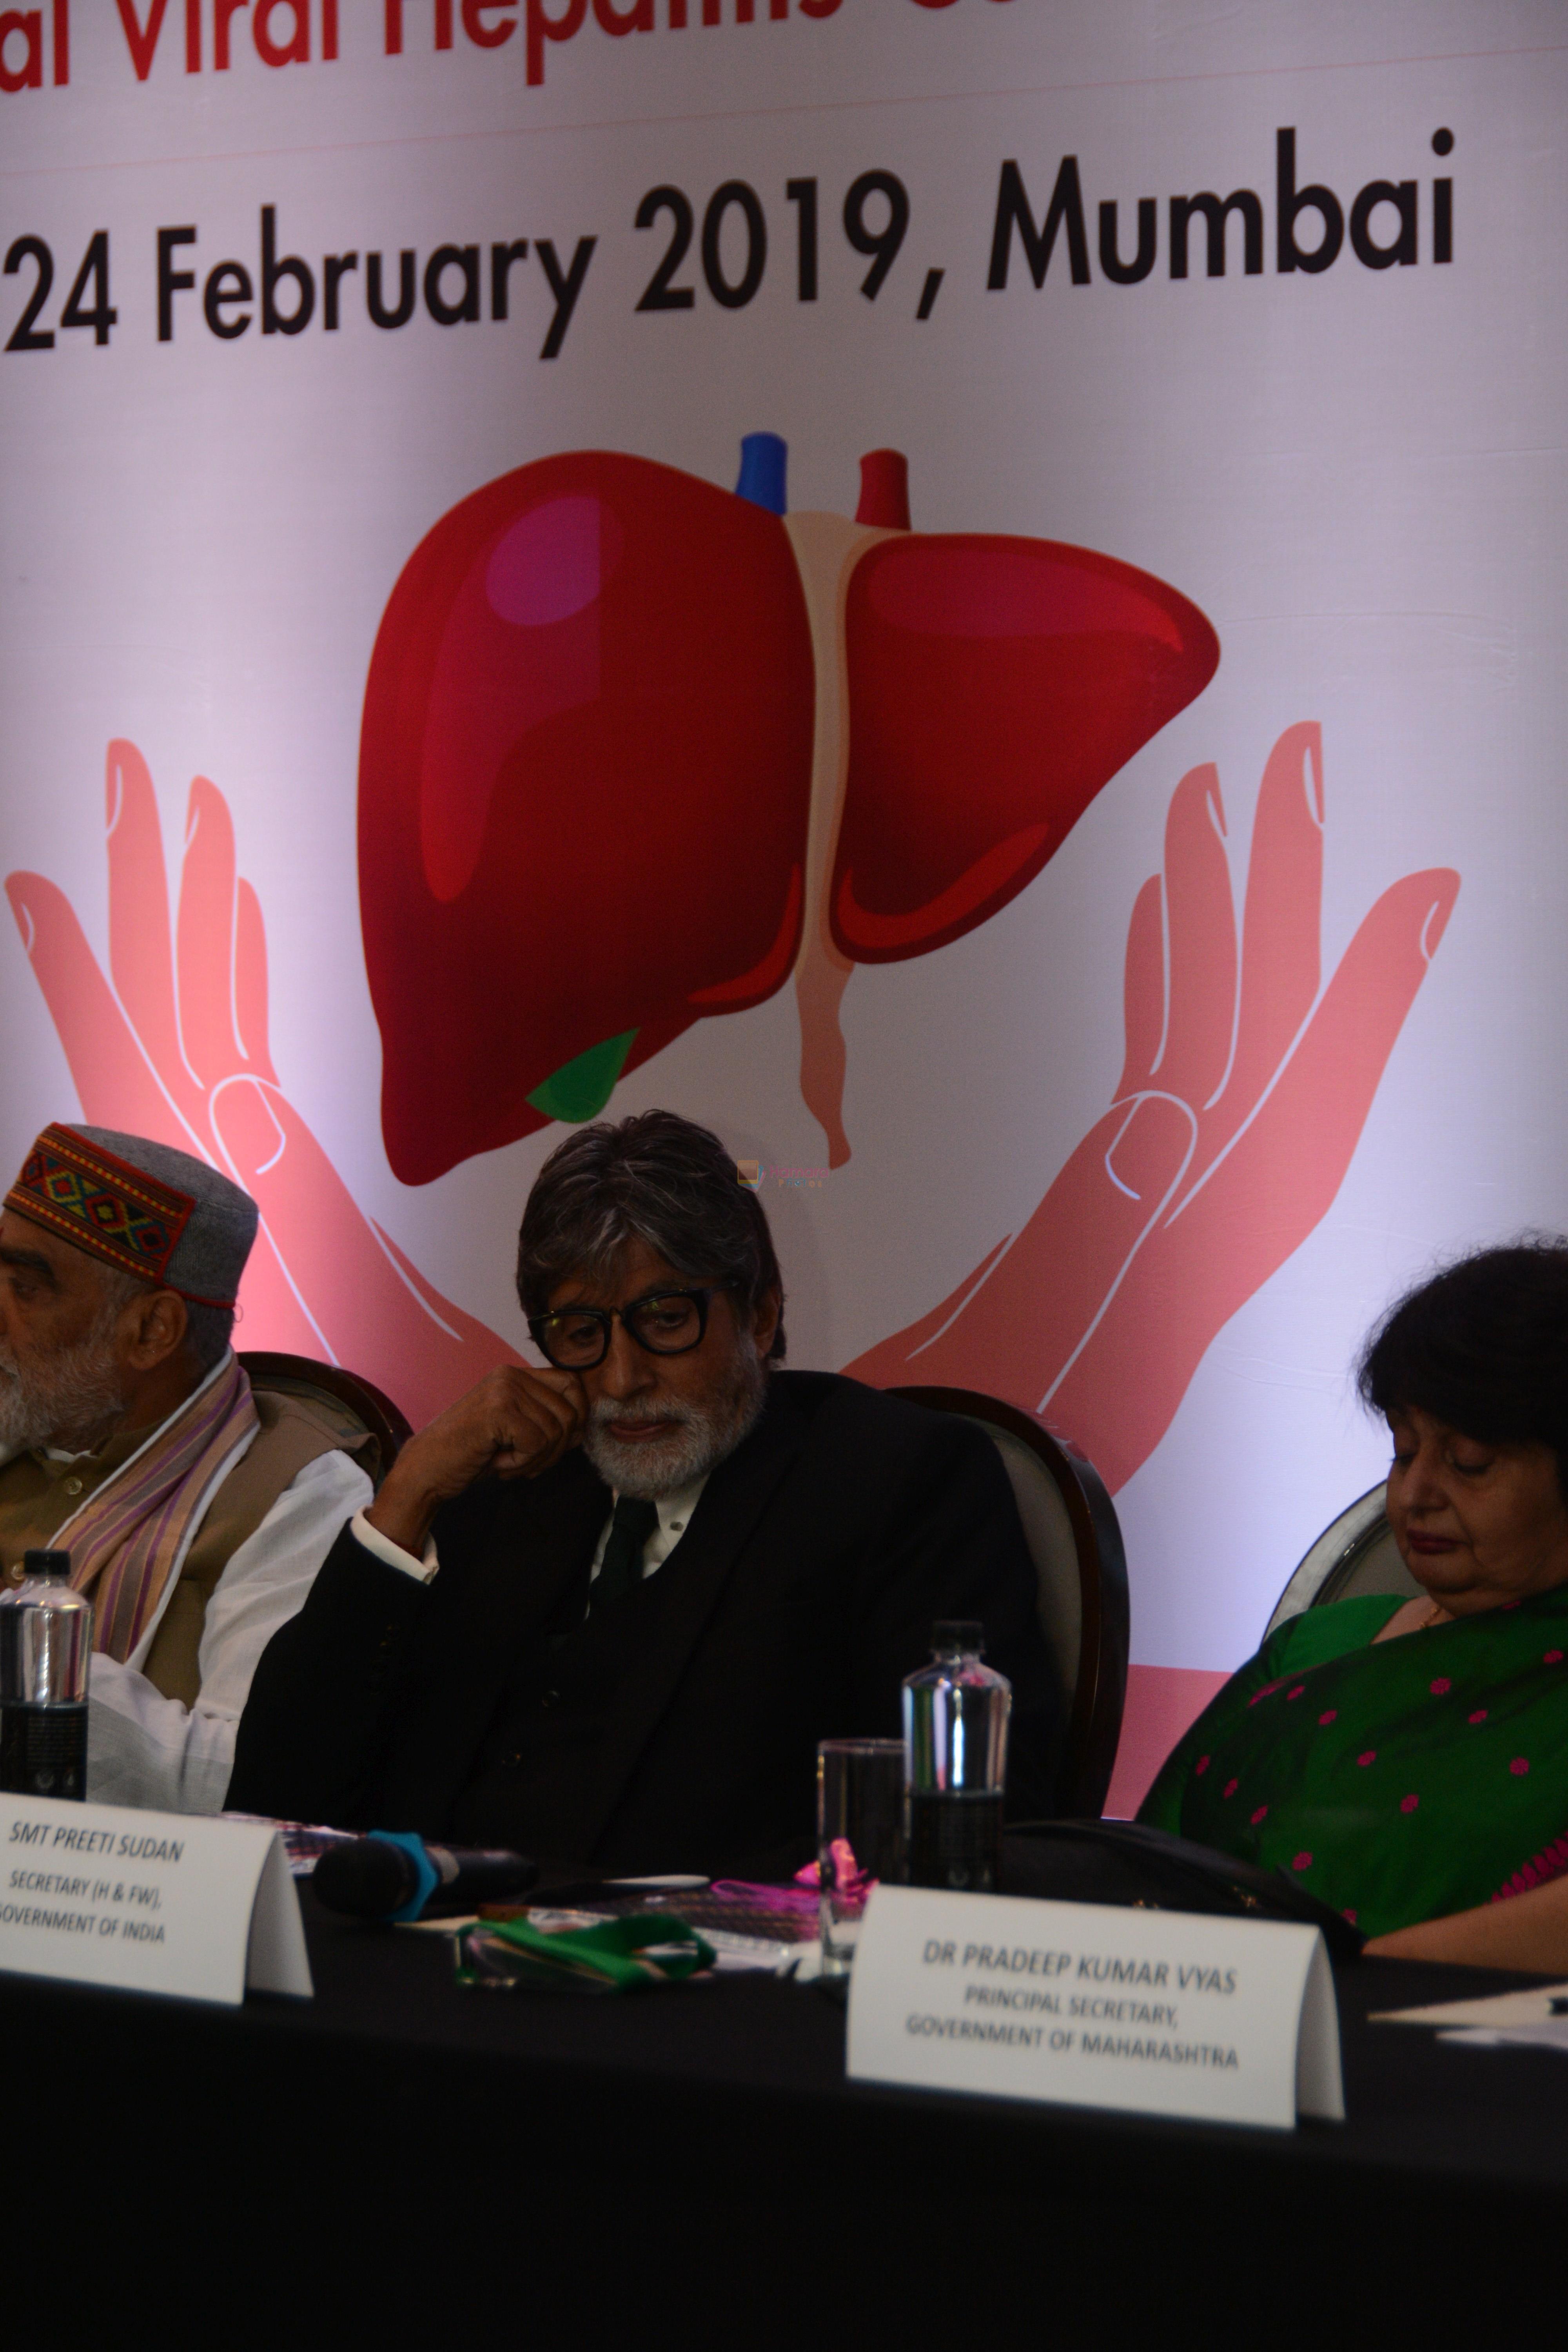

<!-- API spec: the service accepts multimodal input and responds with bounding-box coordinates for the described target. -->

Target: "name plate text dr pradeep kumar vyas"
[848,1886,1343,2131]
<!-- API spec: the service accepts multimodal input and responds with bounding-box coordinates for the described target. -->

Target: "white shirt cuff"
[351,1509,439,1584]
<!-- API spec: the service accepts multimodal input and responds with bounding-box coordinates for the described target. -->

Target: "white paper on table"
[1372,1979,1568,2030]
[0,1793,311,2005]
[1437,2018,1568,2054]
[700,1927,797,1971]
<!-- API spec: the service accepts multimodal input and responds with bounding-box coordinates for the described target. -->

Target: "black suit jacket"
[227,1372,1060,1875]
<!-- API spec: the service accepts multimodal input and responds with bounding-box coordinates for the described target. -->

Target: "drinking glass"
[816,1738,907,1976]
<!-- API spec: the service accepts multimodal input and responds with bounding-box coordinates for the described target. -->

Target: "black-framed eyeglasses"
[528,1283,740,1371]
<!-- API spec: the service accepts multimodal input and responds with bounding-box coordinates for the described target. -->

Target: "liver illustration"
[358,440,1218,1183]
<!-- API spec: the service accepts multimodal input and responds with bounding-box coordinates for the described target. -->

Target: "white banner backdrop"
[3,0,1564,1801]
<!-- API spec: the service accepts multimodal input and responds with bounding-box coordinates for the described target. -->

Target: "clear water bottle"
[0,1549,92,1801]
[903,1620,1011,1893]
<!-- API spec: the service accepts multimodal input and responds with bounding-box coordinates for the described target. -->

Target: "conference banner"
[3,1,1563,1800]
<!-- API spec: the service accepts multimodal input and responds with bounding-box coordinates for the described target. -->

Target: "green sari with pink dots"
[1137,1586,1568,1938]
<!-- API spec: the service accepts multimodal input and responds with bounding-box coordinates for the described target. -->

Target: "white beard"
[0,1311,129,1454]
[582,1343,768,1500]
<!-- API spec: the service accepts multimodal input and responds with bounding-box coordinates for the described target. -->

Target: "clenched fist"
[366,1364,588,1559]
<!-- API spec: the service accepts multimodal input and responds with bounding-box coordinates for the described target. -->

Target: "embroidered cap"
[4,1125,258,1309]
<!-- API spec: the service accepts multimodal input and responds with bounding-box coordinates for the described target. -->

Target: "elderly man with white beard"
[0,1125,373,1811]
[229,1110,1059,1876]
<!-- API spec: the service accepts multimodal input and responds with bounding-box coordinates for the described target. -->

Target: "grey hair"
[93,1261,236,1376]
[516,1110,786,1361]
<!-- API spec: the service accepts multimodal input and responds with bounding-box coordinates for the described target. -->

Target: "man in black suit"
[228,1112,1058,1874]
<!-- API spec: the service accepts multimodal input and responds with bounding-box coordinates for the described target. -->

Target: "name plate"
[847,1886,1342,2131]
[0,1795,312,2006]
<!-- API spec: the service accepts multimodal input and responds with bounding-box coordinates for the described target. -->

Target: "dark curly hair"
[516,1110,786,1360]
[1358,1238,1568,1490]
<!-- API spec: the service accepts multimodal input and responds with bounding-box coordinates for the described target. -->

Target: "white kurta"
[85,1445,372,1816]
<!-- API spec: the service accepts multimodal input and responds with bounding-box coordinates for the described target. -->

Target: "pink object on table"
[790,1837,875,1899]
[706,1879,823,1918]
[704,1841,878,1918]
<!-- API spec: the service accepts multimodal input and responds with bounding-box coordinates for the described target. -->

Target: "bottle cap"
[22,1549,71,1578]
[933,1619,984,1657]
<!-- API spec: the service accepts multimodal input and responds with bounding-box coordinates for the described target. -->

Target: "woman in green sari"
[1140,1243,1568,1970]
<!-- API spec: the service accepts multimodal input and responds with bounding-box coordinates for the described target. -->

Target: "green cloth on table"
[1138,1586,1568,1938]
[456,1911,715,1994]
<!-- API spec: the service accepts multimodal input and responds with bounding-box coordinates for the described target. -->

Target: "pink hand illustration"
[4,743,518,1424]
[846,723,1461,1492]
[8,728,1457,1469]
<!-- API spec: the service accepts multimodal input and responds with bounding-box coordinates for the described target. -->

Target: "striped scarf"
[57,1356,260,1663]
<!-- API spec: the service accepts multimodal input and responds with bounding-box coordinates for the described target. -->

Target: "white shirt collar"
[619,1470,710,1539]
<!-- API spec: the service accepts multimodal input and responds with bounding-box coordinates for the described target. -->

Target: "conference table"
[7,1877,1563,2342]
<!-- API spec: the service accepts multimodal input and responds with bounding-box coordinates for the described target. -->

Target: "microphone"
[312,1832,539,1923]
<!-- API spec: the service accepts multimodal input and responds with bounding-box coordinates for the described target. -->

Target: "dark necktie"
[590,1495,660,1614]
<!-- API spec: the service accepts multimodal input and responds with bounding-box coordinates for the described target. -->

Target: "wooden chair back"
[889,1385,1129,1818]
[239,1352,414,1493]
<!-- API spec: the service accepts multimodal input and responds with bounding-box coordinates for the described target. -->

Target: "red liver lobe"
[359,451,815,1185]
[834,534,1220,960]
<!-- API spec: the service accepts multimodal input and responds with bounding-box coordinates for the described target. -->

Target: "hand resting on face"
[365,1364,587,1557]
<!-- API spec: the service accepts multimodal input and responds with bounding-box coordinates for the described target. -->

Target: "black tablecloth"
[7,1885,1563,2342]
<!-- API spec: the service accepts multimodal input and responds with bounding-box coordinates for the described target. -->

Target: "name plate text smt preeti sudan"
[0,1795,312,2005]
